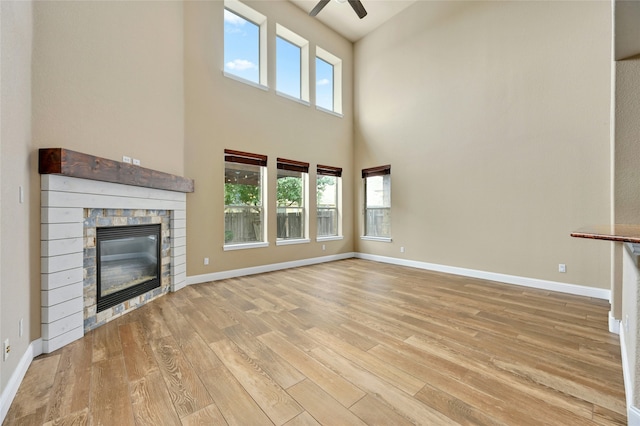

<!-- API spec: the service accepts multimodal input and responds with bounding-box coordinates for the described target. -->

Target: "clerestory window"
[223,0,267,88]
[316,46,342,115]
[276,24,309,103]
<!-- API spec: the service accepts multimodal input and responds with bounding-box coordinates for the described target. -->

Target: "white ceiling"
[289,0,417,42]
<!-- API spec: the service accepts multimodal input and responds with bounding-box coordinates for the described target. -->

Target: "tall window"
[224,150,267,248]
[317,165,342,238]
[315,57,333,111]
[363,165,391,239]
[316,46,342,114]
[223,0,267,87]
[277,158,309,242]
[276,24,309,102]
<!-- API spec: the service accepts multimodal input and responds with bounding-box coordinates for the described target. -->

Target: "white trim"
[354,253,611,300]
[620,326,640,425]
[360,236,392,243]
[0,339,42,424]
[186,252,355,285]
[223,241,269,251]
[630,406,640,426]
[315,46,342,114]
[223,0,267,86]
[315,105,343,118]
[276,91,310,107]
[276,24,309,102]
[223,71,269,91]
[610,311,621,335]
[188,251,612,299]
[41,174,187,352]
[316,235,344,242]
[276,238,311,246]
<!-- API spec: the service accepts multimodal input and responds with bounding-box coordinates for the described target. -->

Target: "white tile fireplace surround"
[41,170,189,353]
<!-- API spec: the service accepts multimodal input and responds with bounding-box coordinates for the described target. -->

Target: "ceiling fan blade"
[309,0,330,17]
[348,0,367,19]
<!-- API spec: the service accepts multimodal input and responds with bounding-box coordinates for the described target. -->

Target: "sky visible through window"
[224,9,259,83]
[225,8,335,110]
[316,57,333,110]
[276,37,301,99]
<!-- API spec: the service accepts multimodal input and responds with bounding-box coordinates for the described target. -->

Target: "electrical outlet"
[322,244,326,251]
[122,156,132,164]
[558,264,566,273]
[133,159,141,166]
[400,246,405,253]
[204,257,209,265]
[3,339,10,362]
[19,319,23,337]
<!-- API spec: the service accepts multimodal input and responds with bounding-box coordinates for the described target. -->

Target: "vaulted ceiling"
[289,0,416,42]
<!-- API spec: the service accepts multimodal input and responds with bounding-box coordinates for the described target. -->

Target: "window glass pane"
[365,175,391,237]
[277,36,301,99]
[317,175,338,237]
[224,9,260,83]
[225,162,264,244]
[316,57,333,110]
[277,169,305,239]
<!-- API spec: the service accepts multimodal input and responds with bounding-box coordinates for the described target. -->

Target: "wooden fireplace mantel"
[39,148,194,193]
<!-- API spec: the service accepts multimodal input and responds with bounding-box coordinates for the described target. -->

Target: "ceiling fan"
[309,0,368,19]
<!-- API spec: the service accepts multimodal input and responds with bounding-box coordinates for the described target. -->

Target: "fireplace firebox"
[96,224,161,312]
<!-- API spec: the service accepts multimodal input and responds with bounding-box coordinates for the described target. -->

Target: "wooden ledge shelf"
[571,224,640,244]
[39,148,194,193]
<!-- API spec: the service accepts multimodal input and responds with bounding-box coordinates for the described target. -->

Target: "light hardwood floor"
[4,259,626,425]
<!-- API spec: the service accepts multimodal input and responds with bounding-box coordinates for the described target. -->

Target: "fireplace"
[39,148,194,353]
[96,224,161,312]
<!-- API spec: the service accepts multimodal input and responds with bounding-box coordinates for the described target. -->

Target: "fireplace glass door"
[96,224,161,312]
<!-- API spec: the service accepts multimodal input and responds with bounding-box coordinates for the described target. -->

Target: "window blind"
[225,149,267,167]
[277,158,309,173]
[317,164,342,177]
[362,165,391,178]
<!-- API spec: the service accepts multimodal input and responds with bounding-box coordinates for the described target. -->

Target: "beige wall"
[614,57,640,223]
[1,0,33,391]
[32,0,185,176]
[184,0,354,276]
[353,1,612,289]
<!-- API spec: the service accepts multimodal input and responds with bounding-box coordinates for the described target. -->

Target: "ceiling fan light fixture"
[309,0,367,19]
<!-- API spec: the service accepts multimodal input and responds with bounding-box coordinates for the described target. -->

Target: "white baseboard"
[610,311,621,335]
[630,406,640,426]
[187,251,611,300]
[354,253,611,300]
[0,339,42,424]
[186,252,356,285]
[620,327,640,425]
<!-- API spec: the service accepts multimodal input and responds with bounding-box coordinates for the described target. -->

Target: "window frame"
[315,46,342,115]
[276,158,310,245]
[223,149,269,250]
[316,165,343,241]
[276,24,309,104]
[362,165,392,242]
[223,0,268,89]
